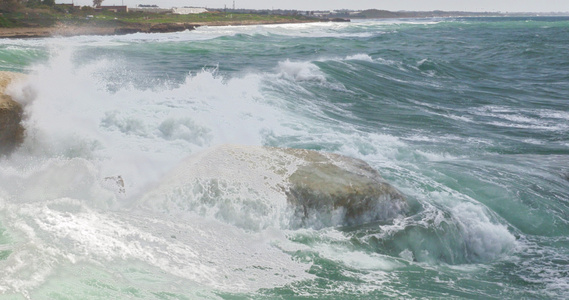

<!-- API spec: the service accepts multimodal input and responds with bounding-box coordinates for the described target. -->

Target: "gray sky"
[58,0,569,12]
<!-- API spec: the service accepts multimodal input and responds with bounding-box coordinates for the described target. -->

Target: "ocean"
[0,16,568,299]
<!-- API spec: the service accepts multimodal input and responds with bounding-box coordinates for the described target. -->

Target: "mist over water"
[1,17,569,298]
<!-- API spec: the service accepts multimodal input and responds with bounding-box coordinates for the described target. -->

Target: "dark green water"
[0,17,568,299]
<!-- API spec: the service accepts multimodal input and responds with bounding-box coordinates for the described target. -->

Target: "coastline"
[0,26,116,38]
[0,19,327,39]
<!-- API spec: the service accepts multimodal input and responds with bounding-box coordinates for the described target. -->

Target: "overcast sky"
[57,0,569,13]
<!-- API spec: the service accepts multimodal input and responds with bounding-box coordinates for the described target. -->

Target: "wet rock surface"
[0,72,25,154]
[144,144,407,229]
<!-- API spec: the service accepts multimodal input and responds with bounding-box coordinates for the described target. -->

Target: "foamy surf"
[1,16,568,299]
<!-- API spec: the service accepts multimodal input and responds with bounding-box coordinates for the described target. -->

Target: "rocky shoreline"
[0,23,199,38]
[0,18,336,39]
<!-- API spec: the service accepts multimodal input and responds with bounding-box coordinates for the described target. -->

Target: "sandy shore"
[0,19,321,39]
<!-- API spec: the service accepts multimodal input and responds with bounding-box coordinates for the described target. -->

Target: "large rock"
[114,23,199,35]
[282,147,406,227]
[0,71,26,154]
[140,144,407,229]
[148,23,199,33]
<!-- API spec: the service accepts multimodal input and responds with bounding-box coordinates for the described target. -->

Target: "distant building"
[130,5,171,14]
[172,7,208,15]
[96,6,129,13]
[57,3,80,10]
[314,11,334,18]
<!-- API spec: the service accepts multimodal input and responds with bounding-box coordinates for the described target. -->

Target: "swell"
[0,18,568,298]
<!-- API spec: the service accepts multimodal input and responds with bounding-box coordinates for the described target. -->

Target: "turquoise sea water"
[0,17,568,299]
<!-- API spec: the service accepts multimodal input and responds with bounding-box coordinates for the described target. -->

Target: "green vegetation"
[350,9,503,19]
[0,15,16,28]
[0,9,63,27]
[0,3,317,29]
[115,12,314,24]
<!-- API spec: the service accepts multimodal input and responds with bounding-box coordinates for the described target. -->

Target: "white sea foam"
[1,45,371,295]
[345,53,374,62]
[538,109,569,120]
[276,59,327,83]
[450,202,516,261]
[415,150,460,161]
[316,243,402,271]
[139,21,377,40]
[0,198,312,294]
[487,121,568,131]
[6,47,290,196]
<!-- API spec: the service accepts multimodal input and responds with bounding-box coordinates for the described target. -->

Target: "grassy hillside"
[0,15,16,28]
[0,5,317,29]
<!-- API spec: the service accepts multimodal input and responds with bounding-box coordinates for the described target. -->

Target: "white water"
[0,28,524,297]
[0,46,317,296]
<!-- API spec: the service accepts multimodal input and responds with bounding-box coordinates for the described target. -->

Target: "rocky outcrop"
[141,144,407,229]
[0,72,25,154]
[282,147,406,227]
[328,18,351,22]
[148,23,199,33]
[114,23,199,35]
